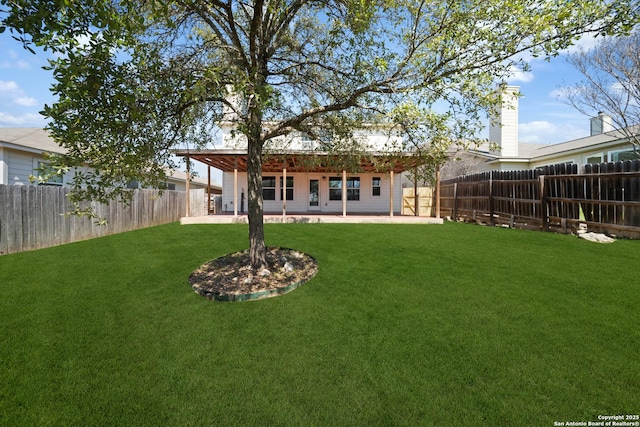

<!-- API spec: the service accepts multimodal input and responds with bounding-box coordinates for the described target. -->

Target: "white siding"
[0,147,7,185]
[221,171,404,214]
[528,141,635,169]
[7,152,36,185]
[490,86,519,158]
[220,125,403,152]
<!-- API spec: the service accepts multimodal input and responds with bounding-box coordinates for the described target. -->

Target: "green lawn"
[1,222,638,426]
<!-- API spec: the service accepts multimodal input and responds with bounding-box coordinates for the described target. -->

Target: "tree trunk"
[246,128,267,271]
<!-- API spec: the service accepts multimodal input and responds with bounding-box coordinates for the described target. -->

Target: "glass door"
[309,179,320,211]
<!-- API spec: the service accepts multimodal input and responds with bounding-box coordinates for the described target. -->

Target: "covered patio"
[174,149,438,219]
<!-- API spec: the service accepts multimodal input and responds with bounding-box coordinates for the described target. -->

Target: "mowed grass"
[1,222,639,426]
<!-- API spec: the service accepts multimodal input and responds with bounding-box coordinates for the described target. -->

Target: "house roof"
[174,149,427,173]
[523,129,624,160]
[166,169,212,188]
[0,127,215,188]
[0,128,65,155]
[480,126,637,165]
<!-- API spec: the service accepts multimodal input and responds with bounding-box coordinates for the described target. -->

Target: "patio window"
[263,176,276,200]
[280,176,294,201]
[372,177,381,196]
[329,177,360,201]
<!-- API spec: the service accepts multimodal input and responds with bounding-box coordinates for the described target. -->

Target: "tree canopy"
[2,0,638,267]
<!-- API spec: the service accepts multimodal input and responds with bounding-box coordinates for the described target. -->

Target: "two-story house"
[176,118,423,216]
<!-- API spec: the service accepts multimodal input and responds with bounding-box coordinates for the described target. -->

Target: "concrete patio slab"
[180,214,443,225]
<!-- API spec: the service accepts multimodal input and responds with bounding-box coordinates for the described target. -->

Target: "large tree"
[1,0,637,268]
[561,29,640,154]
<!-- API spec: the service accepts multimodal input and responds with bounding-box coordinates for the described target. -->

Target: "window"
[280,176,294,200]
[329,177,341,200]
[36,161,63,186]
[372,177,381,196]
[610,149,639,162]
[262,176,276,200]
[347,177,360,200]
[586,155,603,164]
[329,176,360,201]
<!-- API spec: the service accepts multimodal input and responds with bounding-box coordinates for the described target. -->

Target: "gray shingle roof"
[0,128,65,154]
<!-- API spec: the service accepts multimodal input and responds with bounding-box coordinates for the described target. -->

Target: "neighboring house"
[451,85,639,176]
[176,116,421,216]
[0,127,217,192]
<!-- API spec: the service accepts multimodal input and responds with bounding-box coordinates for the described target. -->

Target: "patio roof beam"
[174,150,427,174]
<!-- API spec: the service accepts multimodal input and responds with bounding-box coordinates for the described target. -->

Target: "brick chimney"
[590,112,613,136]
[490,84,519,157]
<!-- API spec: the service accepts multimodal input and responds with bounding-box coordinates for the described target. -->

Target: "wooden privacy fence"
[0,185,202,255]
[440,160,640,238]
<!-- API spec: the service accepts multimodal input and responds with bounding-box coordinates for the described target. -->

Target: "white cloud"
[508,68,535,83]
[562,32,600,54]
[0,112,46,126]
[0,50,31,69]
[519,120,585,144]
[14,96,38,107]
[0,81,20,92]
[0,80,39,107]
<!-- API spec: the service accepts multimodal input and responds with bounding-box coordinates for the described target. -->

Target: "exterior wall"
[166,179,210,192]
[2,146,205,190]
[0,148,7,184]
[220,125,403,151]
[221,171,404,214]
[5,149,55,186]
[490,85,519,158]
[528,141,636,170]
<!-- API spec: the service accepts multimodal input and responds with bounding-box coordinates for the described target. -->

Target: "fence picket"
[0,186,193,255]
[440,161,640,238]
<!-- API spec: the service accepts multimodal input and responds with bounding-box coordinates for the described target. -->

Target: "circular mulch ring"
[189,247,318,302]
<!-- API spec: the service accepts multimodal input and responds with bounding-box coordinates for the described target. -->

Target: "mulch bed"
[189,247,318,300]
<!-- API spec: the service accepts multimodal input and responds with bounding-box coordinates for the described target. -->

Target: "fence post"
[453,182,458,221]
[539,175,547,231]
[489,173,494,226]
[435,165,441,219]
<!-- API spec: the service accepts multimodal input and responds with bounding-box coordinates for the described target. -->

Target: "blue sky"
[0,30,600,145]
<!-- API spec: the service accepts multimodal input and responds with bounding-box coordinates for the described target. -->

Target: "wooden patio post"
[389,170,394,217]
[186,154,191,217]
[207,165,211,215]
[233,157,238,217]
[342,170,347,217]
[282,166,287,217]
[539,175,547,231]
[413,169,419,216]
